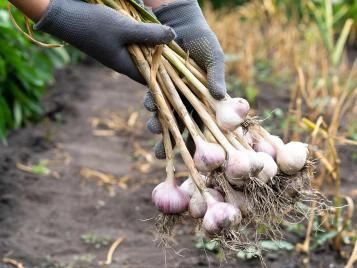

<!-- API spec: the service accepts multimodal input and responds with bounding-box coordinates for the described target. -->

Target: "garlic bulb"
[193,139,226,172]
[180,175,207,197]
[152,180,190,214]
[216,98,250,132]
[277,142,308,175]
[265,135,309,175]
[202,192,242,234]
[247,151,264,176]
[267,136,309,175]
[225,150,252,180]
[225,189,250,218]
[189,189,223,219]
[179,177,196,197]
[253,137,277,160]
[257,152,278,183]
[236,127,254,147]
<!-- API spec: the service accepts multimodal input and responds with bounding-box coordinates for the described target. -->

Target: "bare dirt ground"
[0,62,355,268]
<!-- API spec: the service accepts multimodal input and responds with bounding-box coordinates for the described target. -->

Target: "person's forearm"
[144,0,178,9]
[9,0,50,22]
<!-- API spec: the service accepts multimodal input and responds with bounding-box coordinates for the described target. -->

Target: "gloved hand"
[34,0,176,84]
[154,0,226,100]
[144,0,227,159]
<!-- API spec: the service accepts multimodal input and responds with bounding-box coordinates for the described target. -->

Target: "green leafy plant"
[0,3,77,142]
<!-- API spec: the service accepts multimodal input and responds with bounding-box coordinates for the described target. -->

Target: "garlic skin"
[247,151,264,176]
[257,152,278,183]
[202,193,242,234]
[277,142,309,175]
[270,135,285,147]
[225,190,250,218]
[236,127,254,147]
[180,177,195,197]
[189,192,207,219]
[254,138,277,160]
[152,181,190,214]
[193,139,226,173]
[216,98,250,132]
[180,176,207,197]
[225,150,252,180]
[266,135,308,175]
[189,189,224,219]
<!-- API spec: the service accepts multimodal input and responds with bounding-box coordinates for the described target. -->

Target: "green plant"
[195,235,225,261]
[81,232,111,249]
[0,3,77,142]
[307,0,354,66]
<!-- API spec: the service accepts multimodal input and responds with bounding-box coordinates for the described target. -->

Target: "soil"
[0,62,356,268]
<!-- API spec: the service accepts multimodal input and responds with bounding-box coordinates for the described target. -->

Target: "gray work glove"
[155,0,226,100]
[34,0,176,84]
[144,0,226,159]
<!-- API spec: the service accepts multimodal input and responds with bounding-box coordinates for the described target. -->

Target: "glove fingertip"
[144,91,157,112]
[147,114,163,135]
[207,71,227,100]
[209,84,227,100]
[154,140,166,159]
[156,25,177,44]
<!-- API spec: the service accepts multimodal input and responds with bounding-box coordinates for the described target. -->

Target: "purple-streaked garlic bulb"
[216,98,250,132]
[152,180,190,214]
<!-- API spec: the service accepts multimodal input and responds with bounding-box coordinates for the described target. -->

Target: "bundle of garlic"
[87,0,320,251]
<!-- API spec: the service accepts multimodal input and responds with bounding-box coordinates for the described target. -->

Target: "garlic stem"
[168,42,206,77]
[141,46,203,143]
[162,58,236,153]
[128,45,207,192]
[226,133,247,151]
[163,47,217,109]
[157,65,202,143]
[157,69,226,172]
[160,114,175,184]
[169,49,208,86]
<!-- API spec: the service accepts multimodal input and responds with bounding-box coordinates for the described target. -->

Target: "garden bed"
[0,63,355,268]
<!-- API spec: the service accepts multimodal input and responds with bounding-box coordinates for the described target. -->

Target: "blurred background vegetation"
[0,1,81,142]
[1,0,356,142]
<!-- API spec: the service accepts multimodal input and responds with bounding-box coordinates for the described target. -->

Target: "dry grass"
[204,0,357,261]
[205,2,329,86]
